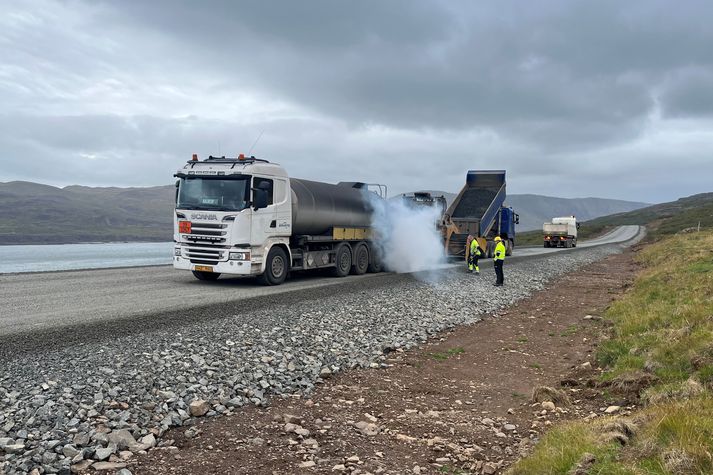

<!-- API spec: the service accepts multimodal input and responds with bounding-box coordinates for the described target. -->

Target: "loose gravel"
[0,243,632,474]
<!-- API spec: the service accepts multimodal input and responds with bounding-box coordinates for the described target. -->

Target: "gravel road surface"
[0,226,641,341]
[0,227,642,474]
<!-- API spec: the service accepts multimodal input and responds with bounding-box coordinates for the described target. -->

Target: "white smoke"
[368,195,447,273]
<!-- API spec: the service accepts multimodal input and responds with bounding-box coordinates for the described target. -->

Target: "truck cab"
[173,155,292,281]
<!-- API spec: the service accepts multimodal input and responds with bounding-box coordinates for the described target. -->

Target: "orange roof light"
[192,154,198,161]
[238,153,245,160]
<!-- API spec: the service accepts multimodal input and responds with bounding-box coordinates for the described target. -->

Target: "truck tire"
[572,239,577,248]
[486,241,495,258]
[257,246,288,286]
[543,242,550,248]
[367,246,383,273]
[331,244,352,277]
[506,239,514,256]
[192,270,221,281]
[351,242,369,275]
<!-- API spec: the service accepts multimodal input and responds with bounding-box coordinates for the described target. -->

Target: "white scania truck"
[173,154,386,285]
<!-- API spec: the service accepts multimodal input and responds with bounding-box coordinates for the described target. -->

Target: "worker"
[493,236,506,286]
[468,237,484,274]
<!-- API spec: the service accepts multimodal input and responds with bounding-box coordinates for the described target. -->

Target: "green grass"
[508,230,713,474]
[560,325,579,337]
[429,347,465,361]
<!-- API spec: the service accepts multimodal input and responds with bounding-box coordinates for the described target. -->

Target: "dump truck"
[442,170,519,258]
[173,154,386,285]
[543,216,579,248]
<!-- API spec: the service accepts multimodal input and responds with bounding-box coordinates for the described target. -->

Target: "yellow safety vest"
[470,240,481,256]
[494,241,506,261]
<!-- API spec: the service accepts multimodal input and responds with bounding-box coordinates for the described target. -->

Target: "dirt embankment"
[131,252,639,475]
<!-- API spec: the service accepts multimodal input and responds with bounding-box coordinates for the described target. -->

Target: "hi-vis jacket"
[494,241,506,261]
[470,240,483,257]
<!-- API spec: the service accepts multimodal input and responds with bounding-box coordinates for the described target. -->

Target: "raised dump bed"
[443,170,517,257]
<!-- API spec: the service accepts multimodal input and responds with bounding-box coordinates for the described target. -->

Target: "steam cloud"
[368,195,447,273]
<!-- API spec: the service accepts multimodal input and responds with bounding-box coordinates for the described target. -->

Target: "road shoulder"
[130,250,639,474]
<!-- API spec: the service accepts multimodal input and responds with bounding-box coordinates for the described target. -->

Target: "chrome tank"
[290,179,373,235]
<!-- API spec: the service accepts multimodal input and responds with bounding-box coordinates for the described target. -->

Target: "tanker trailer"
[173,154,387,285]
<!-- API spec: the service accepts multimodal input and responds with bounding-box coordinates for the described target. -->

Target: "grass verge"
[509,230,713,474]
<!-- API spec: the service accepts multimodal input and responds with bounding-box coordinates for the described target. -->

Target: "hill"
[0,181,175,245]
[0,181,658,245]
[584,192,713,237]
[395,190,649,231]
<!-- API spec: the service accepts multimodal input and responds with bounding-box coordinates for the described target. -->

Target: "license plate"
[194,265,213,272]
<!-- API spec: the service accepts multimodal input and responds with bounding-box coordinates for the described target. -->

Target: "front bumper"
[173,244,258,276]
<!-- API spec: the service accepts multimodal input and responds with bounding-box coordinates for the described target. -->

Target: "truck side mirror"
[175,180,180,203]
[577,223,581,229]
[253,188,268,210]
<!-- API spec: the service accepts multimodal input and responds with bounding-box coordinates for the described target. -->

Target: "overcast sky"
[2,0,713,202]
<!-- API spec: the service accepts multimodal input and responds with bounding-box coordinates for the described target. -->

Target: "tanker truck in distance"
[173,154,386,285]
[543,216,579,248]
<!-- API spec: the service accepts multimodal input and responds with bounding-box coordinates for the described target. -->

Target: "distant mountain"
[396,190,650,231]
[584,192,713,237]
[505,194,650,231]
[1,181,653,245]
[0,181,174,244]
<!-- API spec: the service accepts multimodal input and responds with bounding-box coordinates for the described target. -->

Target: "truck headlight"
[229,251,250,261]
[174,247,181,256]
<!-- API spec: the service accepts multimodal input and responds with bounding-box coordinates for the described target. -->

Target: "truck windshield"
[177,176,250,211]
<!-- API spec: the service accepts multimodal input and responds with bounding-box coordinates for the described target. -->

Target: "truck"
[441,170,519,258]
[543,216,579,248]
[173,154,387,285]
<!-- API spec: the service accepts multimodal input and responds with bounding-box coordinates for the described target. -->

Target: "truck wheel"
[505,239,514,256]
[192,270,221,281]
[367,252,383,273]
[543,242,549,248]
[486,241,495,258]
[572,239,577,248]
[331,244,352,277]
[351,243,369,275]
[257,247,288,286]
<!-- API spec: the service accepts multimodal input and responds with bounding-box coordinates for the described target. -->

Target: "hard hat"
[494,236,502,242]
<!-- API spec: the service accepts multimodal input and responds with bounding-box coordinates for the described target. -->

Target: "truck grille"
[181,222,229,264]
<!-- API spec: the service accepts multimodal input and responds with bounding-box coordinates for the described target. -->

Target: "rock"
[332,464,347,472]
[184,427,201,439]
[503,424,517,431]
[346,455,360,463]
[581,362,592,370]
[283,414,302,424]
[412,466,422,474]
[63,445,81,458]
[95,447,115,461]
[140,433,157,448]
[541,401,556,411]
[481,418,495,426]
[117,470,134,475]
[483,462,499,474]
[249,437,265,446]
[3,443,26,454]
[604,405,621,414]
[71,460,92,473]
[92,461,127,471]
[302,438,318,447]
[396,433,417,443]
[354,421,379,436]
[299,460,316,468]
[189,400,210,417]
[107,430,137,450]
